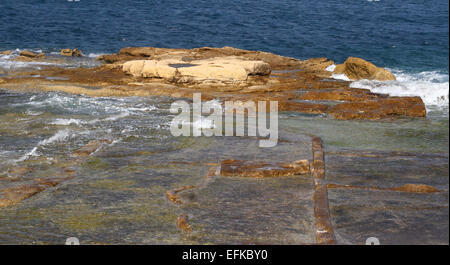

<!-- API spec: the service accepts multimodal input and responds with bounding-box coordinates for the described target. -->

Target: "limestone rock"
[97,53,141,63]
[300,57,335,72]
[0,50,12,55]
[123,57,271,82]
[333,57,396,81]
[20,50,45,58]
[333,63,345,74]
[13,56,35,62]
[115,46,302,69]
[12,50,45,62]
[60,48,83,57]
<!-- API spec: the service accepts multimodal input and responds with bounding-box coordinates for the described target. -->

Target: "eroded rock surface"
[0,50,12,55]
[123,57,271,82]
[60,48,83,57]
[334,57,396,81]
[329,97,426,120]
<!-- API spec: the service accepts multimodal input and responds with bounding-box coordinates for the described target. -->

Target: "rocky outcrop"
[0,50,12,55]
[123,57,271,82]
[12,50,45,62]
[99,46,302,70]
[60,48,83,57]
[299,57,335,75]
[334,57,396,81]
[0,46,429,121]
[20,50,45,58]
[329,96,426,120]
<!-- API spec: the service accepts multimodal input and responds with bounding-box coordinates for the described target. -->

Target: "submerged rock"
[220,159,310,178]
[391,184,440,193]
[165,185,197,205]
[176,214,192,232]
[60,48,83,57]
[7,166,33,178]
[72,140,113,157]
[0,184,45,208]
[334,57,396,81]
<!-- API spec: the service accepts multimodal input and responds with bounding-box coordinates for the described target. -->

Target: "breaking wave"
[329,65,449,110]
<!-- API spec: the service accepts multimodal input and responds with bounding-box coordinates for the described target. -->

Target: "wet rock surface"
[72,140,113,157]
[329,97,426,120]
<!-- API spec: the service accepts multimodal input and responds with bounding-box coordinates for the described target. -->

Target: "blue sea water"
[0,0,449,107]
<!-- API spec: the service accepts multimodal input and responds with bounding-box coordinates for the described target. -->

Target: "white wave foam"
[103,111,130,121]
[38,129,71,145]
[0,49,65,70]
[325,64,336,72]
[331,73,351,81]
[25,110,42,117]
[126,106,157,112]
[11,129,72,164]
[51,118,84,125]
[350,70,449,108]
[330,66,449,109]
[13,147,39,163]
[51,112,129,126]
[86,53,106,58]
